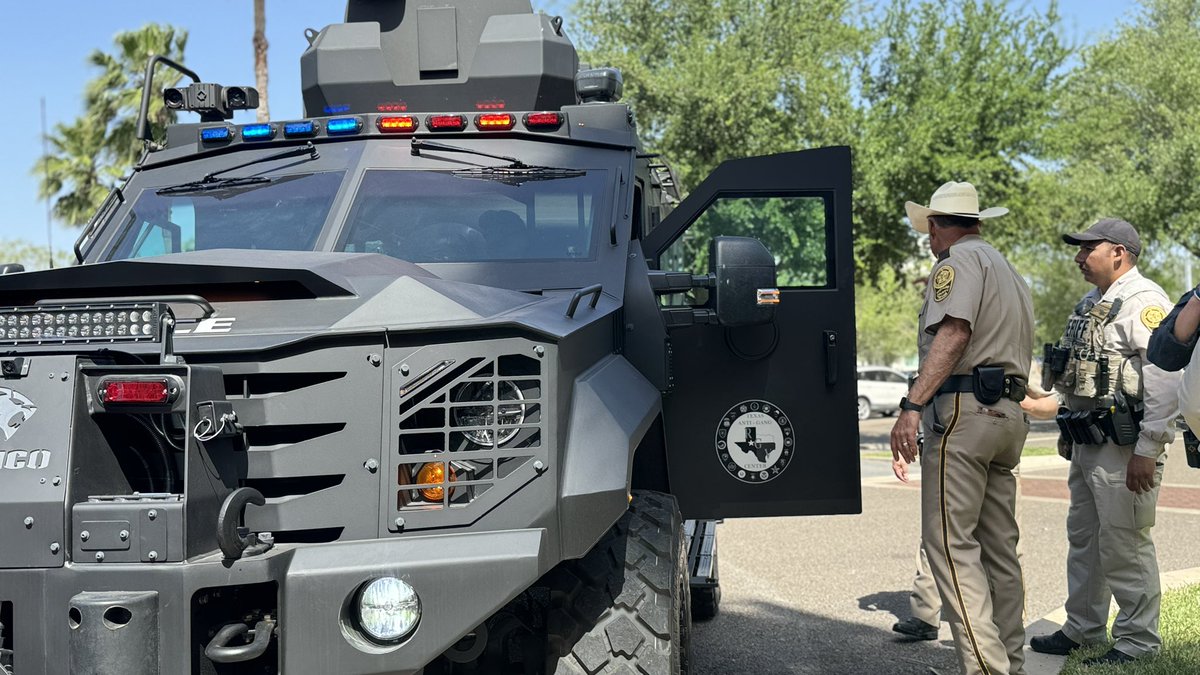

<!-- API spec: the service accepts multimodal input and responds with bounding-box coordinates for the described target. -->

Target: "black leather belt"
[937,374,1026,402]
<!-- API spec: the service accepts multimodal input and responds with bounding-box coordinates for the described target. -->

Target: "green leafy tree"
[854,0,1070,274]
[1043,0,1200,257]
[0,240,74,271]
[855,265,924,365]
[35,24,188,228]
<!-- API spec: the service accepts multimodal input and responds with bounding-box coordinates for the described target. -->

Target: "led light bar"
[427,114,467,131]
[326,117,363,136]
[241,123,276,141]
[378,116,418,133]
[0,303,164,346]
[475,113,515,131]
[324,104,351,114]
[283,120,318,138]
[100,379,172,405]
[200,126,232,142]
[523,112,564,131]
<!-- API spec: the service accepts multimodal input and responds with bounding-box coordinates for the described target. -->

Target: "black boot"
[892,616,939,641]
[1029,630,1081,655]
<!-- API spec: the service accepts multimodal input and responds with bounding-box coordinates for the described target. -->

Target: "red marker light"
[378,116,418,133]
[475,100,506,110]
[377,102,409,112]
[475,113,515,130]
[102,380,171,405]
[427,114,467,131]
[523,112,564,131]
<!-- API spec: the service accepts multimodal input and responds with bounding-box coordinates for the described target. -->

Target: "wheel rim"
[857,398,870,420]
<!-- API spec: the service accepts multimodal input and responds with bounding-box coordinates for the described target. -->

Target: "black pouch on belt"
[972,365,1006,405]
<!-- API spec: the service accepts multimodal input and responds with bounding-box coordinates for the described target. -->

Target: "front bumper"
[0,528,545,675]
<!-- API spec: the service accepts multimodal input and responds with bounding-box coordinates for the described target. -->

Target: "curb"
[1023,566,1200,674]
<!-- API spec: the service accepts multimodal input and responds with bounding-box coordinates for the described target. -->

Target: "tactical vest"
[1044,292,1145,401]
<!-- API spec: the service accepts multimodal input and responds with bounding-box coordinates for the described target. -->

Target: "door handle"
[823,330,838,386]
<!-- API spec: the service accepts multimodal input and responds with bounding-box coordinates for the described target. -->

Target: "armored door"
[644,147,860,519]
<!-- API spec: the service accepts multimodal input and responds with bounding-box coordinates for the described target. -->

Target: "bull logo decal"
[0,387,37,441]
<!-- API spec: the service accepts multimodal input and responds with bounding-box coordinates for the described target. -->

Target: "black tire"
[546,490,691,674]
[690,585,720,621]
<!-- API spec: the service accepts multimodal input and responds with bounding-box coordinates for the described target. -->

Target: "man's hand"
[892,458,910,483]
[1021,394,1059,420]
[890,409,921,463]
[1126,454,1157,494]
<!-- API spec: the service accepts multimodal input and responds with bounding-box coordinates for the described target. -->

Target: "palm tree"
[34,24,188,229]
[254,0,270,122]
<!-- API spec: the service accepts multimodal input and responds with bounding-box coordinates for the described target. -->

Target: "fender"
[558,354,662,559]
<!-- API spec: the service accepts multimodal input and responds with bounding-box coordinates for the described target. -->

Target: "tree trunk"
[253,0,269,122]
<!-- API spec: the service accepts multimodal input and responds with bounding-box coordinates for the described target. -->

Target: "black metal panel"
[647,147,861,519]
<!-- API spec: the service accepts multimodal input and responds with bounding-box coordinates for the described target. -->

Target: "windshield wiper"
[157,142,319,195]
[411,138,585,184]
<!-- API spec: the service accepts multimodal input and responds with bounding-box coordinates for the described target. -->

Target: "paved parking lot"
[690,418,1200,674]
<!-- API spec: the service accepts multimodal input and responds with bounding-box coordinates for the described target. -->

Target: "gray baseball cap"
[1062,218,1142,257]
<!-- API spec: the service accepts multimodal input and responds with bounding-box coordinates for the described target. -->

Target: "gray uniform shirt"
[918,235,1034,379]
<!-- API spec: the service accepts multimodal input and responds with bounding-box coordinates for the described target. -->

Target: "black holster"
[972,365,1006,405]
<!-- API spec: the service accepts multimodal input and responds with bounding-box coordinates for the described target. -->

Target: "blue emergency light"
[199,127,231,142]
[241,124,275,140]
[326,117,363,136]
[283,121,317,138]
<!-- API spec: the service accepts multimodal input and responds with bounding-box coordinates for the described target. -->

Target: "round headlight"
[356,577,421,643]
[451,380,527,447]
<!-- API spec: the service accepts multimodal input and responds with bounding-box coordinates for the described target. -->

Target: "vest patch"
[933,266,955,303]
[1141,305,1166,331]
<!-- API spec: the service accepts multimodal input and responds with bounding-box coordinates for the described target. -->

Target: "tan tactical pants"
[909,470,1024,629]
[1062,439,1163,657]
[921,393,1027,675]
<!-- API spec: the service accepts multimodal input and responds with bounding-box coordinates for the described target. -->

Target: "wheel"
[546,490,691,674]
[856,396,872,420]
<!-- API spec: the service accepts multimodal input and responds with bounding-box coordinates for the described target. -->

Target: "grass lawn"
[1060,584,1200,674]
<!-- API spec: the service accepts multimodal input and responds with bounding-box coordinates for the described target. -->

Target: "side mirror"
[710,236,778,327]
[0,263,24,275]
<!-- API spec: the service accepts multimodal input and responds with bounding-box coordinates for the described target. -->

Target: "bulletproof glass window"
[104,172,344,261]
[659,195,832,304]
[338,170,607,263]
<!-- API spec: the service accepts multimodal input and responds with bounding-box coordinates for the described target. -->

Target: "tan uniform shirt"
[918,234,1034,378]
[1061,268,1180,459]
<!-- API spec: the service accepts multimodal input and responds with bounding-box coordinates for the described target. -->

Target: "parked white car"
[856,366,910,420]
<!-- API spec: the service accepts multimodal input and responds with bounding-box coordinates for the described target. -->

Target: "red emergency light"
[101,379,171,405]
[475,113,515,130]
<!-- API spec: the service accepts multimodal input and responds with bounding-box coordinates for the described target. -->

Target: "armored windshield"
[338,170,606,263]
[103,171,345,261]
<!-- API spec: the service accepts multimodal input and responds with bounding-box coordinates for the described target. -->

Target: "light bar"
[427,115,467,131]
[100,379,171,405]
[377,116,418,133]
[283,120,317,138]
[0,303,163,346]
[327,117,363,136]
[324,104,351,114]
[523,112,564,131]
[200,126,232,142]
[475,100,506,110]
[475,113,515,131]
[377,102,408,112]
[241,123,275,141]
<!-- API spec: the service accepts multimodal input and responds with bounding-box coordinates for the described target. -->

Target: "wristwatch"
[899,396,925,413]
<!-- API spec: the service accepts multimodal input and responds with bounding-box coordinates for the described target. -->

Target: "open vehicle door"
[644,146,860,519]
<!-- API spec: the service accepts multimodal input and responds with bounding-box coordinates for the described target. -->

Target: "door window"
[659,195,832,288]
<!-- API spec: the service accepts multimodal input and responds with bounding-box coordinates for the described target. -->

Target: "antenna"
[40,96,54,269]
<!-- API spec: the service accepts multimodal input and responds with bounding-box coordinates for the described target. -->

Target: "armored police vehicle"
[0,2,859,673]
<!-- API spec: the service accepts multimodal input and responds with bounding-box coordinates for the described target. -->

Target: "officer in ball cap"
[1024,218,1180,665]
[891,181,1033,675]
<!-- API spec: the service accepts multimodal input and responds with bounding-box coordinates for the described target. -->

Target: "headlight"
[356,577,421,643]
[451,380,526,446]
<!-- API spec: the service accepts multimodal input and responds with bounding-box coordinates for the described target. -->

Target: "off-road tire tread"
[547,490,688,675]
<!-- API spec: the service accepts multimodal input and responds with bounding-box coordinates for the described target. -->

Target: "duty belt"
[936,374,1026,402]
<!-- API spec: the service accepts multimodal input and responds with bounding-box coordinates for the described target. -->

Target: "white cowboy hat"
[904,181,1009,233]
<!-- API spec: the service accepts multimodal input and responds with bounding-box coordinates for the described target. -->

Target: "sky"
[0,0,1135,257]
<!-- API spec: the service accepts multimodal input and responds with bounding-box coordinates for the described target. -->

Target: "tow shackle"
[204,617,276,664]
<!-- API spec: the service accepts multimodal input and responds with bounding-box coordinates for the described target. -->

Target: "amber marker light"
[475,113,515,131]
[377,116,418,133]
[416,462,455,501]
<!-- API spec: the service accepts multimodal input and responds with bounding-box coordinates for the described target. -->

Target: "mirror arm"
[659,307,718,329]
[648,271,715,295]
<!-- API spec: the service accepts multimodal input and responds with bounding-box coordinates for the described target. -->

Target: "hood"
[0,251,614,352]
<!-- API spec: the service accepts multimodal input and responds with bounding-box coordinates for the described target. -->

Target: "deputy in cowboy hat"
[891,181,1034,675]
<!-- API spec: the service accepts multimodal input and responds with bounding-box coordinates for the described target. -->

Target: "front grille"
[388,338,551,531]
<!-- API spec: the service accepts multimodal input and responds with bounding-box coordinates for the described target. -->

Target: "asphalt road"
[690,417,1200,674]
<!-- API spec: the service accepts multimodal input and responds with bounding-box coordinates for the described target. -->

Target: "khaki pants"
[1062,439,1163,657]
[921,393,1028,675]
[909,469,1024,628]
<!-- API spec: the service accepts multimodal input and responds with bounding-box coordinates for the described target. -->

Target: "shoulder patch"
[933,266,955,303]
[1141,305,1166,331]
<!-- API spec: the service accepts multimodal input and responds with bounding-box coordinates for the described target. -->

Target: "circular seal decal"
[715,400,793,484]
[1141,305,1166,331]
[933,266,955,303]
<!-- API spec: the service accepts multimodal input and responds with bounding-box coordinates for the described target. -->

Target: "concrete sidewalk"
[1022,566,1200,674]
